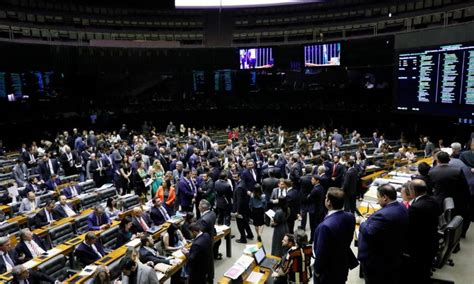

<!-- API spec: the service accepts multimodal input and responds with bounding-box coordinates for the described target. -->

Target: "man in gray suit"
[197,200,218,284]
[120,256,159,284]
[12,160,28,187]
[19,192,40,214]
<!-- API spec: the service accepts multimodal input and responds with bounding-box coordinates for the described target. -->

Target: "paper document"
[156,272,165,280]
[265,209,275,219]
[126,239,141,248]
[235,254,255,269]
[224,265,245,280]
[155,263,172,273]
[47,248,62,255]
[246,271,264,283]
[23,260,39,269]
[172,250,185,259]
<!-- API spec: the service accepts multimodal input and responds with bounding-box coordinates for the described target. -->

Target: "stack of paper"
[235,255,255,269]
[265,209,275,219]
[156,272,165,280]
[224,265,246,280]
[243,244,259,255]
[246,271,264,283]
[172,250,185,259]
[126,239,141,248]
[155,263,172,273]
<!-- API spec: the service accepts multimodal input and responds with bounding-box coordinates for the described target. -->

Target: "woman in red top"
[155,172,176,213]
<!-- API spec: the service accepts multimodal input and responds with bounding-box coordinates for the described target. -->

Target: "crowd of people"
[0,122,473,283]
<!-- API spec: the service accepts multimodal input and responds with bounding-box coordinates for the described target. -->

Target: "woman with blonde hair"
[149,160,164,197]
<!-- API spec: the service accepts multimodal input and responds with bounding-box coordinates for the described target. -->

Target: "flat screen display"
[304,42,341,67]
[239,48,274,70]
[176,0,322,8]
[397,42,474,117]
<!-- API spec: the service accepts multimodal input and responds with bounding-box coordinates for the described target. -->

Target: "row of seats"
[234,0,465,27]
[232,5,474,44]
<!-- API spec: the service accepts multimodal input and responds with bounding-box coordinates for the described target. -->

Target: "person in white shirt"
[0,237,17,273]
[54,195,77,218]
[16,229,47,262]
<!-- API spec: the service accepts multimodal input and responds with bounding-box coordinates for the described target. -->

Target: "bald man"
[131,207,153,234]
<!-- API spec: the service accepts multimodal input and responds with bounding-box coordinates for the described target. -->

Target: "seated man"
[60,182,82,199]
[34,200,59,227]
[87,205,111,231]
[15,229,47,262]
[0,236,19,274]
[54,195,77,218]
[138,234,171,265]
[150,198,171,226]
[11,264,56,284]
[19,192,40,214]
[44,174,61,192]
[24,177,46,197]
[75,233,106,266]
[131,207,152,234]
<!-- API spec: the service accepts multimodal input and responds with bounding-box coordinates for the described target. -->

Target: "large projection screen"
[175,0,322,8]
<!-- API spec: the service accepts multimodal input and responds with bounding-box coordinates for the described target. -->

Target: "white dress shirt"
[26,240,45,257]
[62,204,76,217]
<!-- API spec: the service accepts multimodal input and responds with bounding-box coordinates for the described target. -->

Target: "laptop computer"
[253,246,278,270]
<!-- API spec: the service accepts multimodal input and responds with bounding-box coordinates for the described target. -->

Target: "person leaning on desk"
[87,205,112,231]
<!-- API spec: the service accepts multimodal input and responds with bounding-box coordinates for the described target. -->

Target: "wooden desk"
[218,254,281,284]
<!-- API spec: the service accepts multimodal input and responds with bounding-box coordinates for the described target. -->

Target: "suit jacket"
[408,195,441,262]
[131,214,153,234]
[21,152,37,168]
[61,184,82,199]
[59,151,81,176]
[262,177,279,202]
[12,269,55,284]
[38,159,59,181]
[214,179,233,210]
[0,250,19,274]
[232,181,250,216]
[34,208,60,227]
[329,163,345,187]
[54,204,77,218]
[313,210,356,284]
[89,160,105,179]
[87,212,111,231]
[138,246,170,265]
[286,188,301,219]
[187,232,212,284]
[358,202,408,274]
[19,197,41,213]
[122,262,159,284]
[306,184,325,217]
[178,178,195,207]
[198,210,217,238]
[241,168,258,192]
[429,164,470,213]
[14,235,47,262]
[12,163,28,187]
[75,242,106,266]
[342,167,359,196]
[150,206,169,226]
[299,174,313,197]
[44,178,61,191]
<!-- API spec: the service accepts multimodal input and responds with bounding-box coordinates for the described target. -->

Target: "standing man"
[342,160,359,213]
[330,155,345,188]
[407,179,441,282]
[182,222,212,284]
[306,175,326,243]
[197,200,219,283]
[313,187,357,284]
[178,169,196,213]
[241,159,258,194]
[232,173,254,243]
[357,184,409,284]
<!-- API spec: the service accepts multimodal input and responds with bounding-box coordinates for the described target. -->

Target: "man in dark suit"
[313,187,357,284]
[38,155,59,182]
[138,234,171,265]
[214,171,233,226]
[21,147,37,169]
[150,198,171,226]
[0,236,19,274]
[299,165,314,231]
[329,155,345,187]
[429,151,471,236]
[306,176,326,243]
[182,222,212,284]
[87,205,111,231]
[232,173,254,243]
[54,195,77,218]
[14,229,47,263]
[11,264,55,284]
[197,199,220,283]
[261,158,281,180]
[131,207,153,234]
[342,160,359,213]
[286,180,301,234]
[358,184,409,284]
[178,169,196,212]
[241,159,258,193]
[262,169,280,204]
[44,174,61,192]
[61,182,82,199]
[34,200,60,228]
[59,145,81,176]
[406,179,441,282]
[89,153,106,187]
[289,155,303,191]
[74,233,106,266]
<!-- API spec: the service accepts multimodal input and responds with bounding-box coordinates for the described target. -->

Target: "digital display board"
[304,42,341,67]
[176,0,322,8]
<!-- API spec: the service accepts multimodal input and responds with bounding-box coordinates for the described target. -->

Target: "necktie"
[3,253,14,270]
[46,211,52,223]
[332,164,337,177]
[139,217,149,231]
[160,207,170,220]
[30,201,36,211]
[71,186,78,196]
[97,216,101,226]
[48,160,54,175]
[30,241,40,256]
